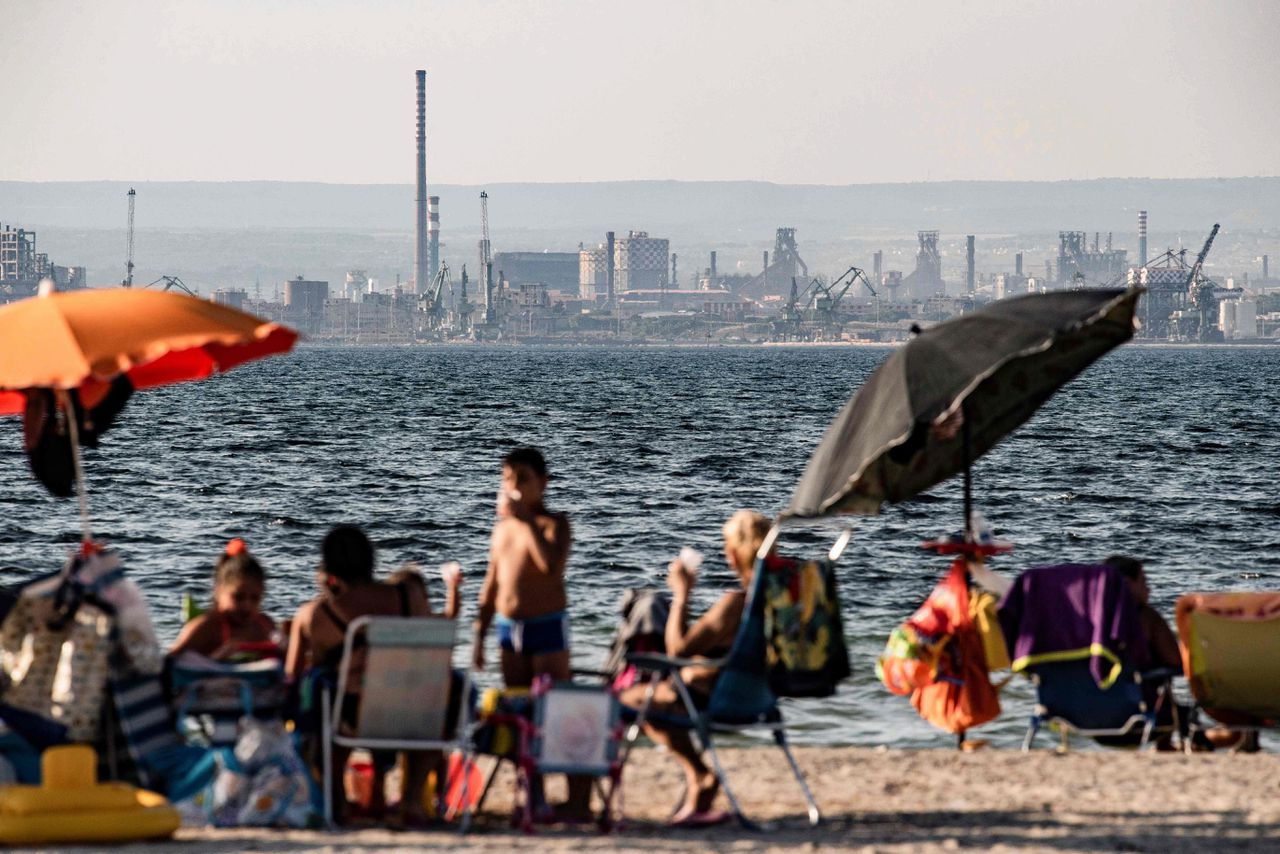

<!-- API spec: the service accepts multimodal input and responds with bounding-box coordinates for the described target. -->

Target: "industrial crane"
[147,275,197,296]
[1186,223,1221,341]
[457,264,475,335]
[123,188,136,287]
[421,261,451,328]
[807,265,877,325]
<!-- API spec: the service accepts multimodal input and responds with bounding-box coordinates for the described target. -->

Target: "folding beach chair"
[1176,592,1280,749]
[319,615,473,829]
[168,652,285,747]
[620,551,843,830]
[1021,659,1178,751]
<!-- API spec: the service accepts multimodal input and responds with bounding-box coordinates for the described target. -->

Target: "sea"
[1,344,1278,749]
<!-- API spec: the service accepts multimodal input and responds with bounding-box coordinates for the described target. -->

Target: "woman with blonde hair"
[619,509,773,827]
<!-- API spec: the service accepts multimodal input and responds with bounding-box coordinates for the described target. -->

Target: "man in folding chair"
[617,510,838,829]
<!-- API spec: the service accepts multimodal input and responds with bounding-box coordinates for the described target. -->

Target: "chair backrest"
[168,652,285,746]
[1176,592,1280,718]
[532,682,620,776]
[706,555,783,723]
[1030,659,1144,730]
[335,616,456,741]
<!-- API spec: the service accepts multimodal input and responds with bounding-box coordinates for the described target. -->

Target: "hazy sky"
[3,0,1278,184]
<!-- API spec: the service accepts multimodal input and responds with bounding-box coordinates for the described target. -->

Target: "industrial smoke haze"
[1,1,1278,184]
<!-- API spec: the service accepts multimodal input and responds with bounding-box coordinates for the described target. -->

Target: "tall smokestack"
[605,231,616,309]
[413,70,428,296]
[671,253,678,288]
[710,250,717,280]
[1265,254,1270,281]
[965,235,975,294]
[873,250,882,282]
[1015,252,1023,277]
[762,251,768,292]
[1138,210,1148,267]
[428,195,440,280]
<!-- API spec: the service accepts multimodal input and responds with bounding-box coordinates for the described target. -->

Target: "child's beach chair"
[1021,659,1178,751]
[620,553,837,830]
[1176,592,1280,748]
[318,615,473,828]
[168,652,285,747]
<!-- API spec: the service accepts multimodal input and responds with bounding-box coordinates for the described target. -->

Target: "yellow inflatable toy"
[0,744,181,845]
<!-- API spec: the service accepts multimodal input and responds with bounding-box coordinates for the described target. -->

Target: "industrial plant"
[3,70,1278,346]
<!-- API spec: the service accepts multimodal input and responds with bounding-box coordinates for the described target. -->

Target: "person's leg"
[618,681,718,819]
[401,750,441,824]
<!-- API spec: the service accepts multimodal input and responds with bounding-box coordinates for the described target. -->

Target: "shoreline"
[105,745,1280,853]
[296,337,1280,350]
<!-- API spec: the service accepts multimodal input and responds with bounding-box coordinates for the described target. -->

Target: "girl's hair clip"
[225,538,247,557]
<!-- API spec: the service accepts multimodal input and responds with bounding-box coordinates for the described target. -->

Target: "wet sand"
[76,745,1280,853]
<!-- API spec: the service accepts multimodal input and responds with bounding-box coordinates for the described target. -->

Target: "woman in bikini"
[286,525,455,826]
[618,509,773,828]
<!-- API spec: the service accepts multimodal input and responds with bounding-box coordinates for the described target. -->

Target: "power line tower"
[123,188,136,287]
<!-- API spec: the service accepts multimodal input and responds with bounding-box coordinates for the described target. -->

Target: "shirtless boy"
[473,447,571,686]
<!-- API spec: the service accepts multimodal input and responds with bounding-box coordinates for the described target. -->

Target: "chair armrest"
[1136,666,1182,684]
[625,652,726,672]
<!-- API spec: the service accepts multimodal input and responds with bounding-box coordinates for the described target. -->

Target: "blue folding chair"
[619,548,828,829]
[1022,659,1179,751]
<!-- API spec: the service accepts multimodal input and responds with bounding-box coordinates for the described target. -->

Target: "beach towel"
[763,557,850,698]
[997,563,1146,689]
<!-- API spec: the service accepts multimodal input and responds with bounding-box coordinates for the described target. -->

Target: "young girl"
[171,539,279,661]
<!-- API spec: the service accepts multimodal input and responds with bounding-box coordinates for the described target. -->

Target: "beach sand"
[81,746,1280,853]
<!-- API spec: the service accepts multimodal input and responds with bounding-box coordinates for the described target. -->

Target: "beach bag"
[910,625,1002,734]
[876,561,969,695]
[876,624,947,696]
[762,558,850,697]
[0,590,112,743]
[969,589,1011,671]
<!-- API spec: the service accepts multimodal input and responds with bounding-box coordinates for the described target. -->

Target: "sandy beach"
[54,745,1277,853]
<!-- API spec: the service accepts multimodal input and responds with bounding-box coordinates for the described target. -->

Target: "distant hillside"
[3,178,1278,236]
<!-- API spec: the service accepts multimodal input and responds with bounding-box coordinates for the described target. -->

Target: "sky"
[2,0,1278,185]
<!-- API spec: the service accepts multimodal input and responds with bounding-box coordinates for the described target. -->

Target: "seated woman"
[170,539,278,661]
[286,526,459,825]
[618,509,772,828]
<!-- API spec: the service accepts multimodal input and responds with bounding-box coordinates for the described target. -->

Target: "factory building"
[739,228,809,299]
[1056,231,1127,287]
[0,223,85,301]
[212,288,249,310]
[1220,298,1258,340]
[493,251,579,292]
[579,245,609,300]
[614,231,669,291]
[902,231,944,300]
[284,276,329,315]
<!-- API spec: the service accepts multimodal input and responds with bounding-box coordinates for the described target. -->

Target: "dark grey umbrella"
[784,288,1142,522]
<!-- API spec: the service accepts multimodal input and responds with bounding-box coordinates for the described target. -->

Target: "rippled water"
[2,344,1278,748]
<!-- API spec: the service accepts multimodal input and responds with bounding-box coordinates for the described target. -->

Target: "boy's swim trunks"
[496,611,570,655]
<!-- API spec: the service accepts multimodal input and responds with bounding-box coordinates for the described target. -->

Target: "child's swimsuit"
[496,611,570,656]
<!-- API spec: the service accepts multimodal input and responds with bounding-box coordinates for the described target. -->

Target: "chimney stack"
[965,235,975,294]
[413,70,428,296]
[873,250,883,282]
[1138,210,1148,267]
[606,231,616,308]
[710,250,717,280]
[1015,252,1024,277]
[671,253,678,288]
[1264,254,1270,281]
[428,195,440,281]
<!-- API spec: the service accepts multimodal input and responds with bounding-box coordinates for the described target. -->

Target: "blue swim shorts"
[495,611,570,656]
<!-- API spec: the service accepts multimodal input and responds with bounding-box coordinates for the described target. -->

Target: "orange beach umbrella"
[0,287,297,541]
[0,288,297,415]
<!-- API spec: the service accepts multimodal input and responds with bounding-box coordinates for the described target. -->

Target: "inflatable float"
[0,744,180,845]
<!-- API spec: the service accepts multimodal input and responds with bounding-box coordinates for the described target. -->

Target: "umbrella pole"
[55,390,92,544]
[962,406,973,541]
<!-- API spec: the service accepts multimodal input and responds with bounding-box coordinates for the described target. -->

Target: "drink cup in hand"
[678,547,704,576]
[496,488,522,516]
[439,561,462,586]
